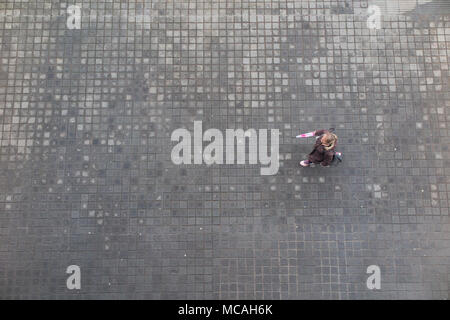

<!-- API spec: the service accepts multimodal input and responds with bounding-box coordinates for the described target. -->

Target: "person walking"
[300,129,340,167]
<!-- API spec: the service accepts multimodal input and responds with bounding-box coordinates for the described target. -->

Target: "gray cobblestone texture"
[0,0,449,299]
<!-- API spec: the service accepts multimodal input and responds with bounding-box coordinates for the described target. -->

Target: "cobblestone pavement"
[0,0,449,299]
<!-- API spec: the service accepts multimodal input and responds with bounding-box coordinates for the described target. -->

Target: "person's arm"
[314,129,327,136]
[321,151,334,167]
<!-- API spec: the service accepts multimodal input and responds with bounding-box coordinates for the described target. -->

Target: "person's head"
[321,132,337,150]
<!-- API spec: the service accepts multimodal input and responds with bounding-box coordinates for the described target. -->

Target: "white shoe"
[300,160,310,167]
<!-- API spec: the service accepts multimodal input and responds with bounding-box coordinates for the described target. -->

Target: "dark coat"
[307,129,336,166]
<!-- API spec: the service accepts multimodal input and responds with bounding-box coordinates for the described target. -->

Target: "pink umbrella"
[296,131,315,138]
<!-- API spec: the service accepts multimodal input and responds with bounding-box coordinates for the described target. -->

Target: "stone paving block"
[0,0,449,299]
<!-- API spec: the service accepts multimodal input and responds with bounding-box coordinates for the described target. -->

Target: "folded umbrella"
[296,131,315,138]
